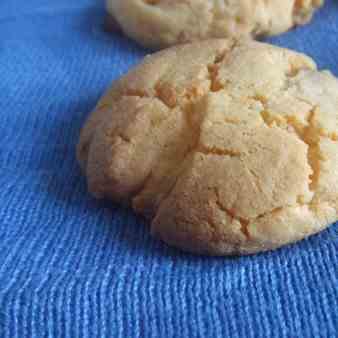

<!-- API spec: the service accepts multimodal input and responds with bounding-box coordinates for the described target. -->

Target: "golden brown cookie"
[106,0,323,49]
[78,39,338,255]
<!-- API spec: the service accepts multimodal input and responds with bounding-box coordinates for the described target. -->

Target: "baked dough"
[78,39,338,255]
[106,0,323,49]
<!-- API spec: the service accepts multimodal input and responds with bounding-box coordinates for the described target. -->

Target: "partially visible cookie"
[106,0,323,49]
[78,39,338,255]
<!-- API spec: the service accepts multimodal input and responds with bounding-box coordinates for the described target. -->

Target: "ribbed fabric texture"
[0,1,337,337]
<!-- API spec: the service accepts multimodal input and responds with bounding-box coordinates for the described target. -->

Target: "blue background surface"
[0,1,337,337]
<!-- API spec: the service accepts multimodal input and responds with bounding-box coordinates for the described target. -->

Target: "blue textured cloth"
[0,1,337,337]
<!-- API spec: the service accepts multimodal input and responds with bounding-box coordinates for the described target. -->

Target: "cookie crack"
[214,188,250,240]
[302,109,322,194]
[214,186,309,242]
[149,47,240,214]
[144,104,204,219]
[246,166,265,195]
[123,89,148,98]
[121,88,177,111]
[257,103,323,205]
[256,207,285,220]
[250,95,323,203]
[208,58,225,92]
[143,0,160,5]
[117,133,131,143]
[149,152,191,227]
[131,171,153,205]
[207,40,237,92]
[197,145,241,158]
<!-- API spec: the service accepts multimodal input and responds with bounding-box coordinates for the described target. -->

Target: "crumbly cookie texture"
[106,0,323,49]
[78,39,338,255]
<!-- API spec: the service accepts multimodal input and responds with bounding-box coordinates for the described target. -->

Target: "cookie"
[106,0,323,49]
[78,39,338,255]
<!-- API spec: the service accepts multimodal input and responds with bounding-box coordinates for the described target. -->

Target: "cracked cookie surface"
[78,39,338,255]
[106,0,323,49]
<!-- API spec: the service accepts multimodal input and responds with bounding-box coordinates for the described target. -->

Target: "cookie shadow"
[81,6,149,58]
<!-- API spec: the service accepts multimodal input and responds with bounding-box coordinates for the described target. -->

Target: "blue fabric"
[0,0,337,337]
